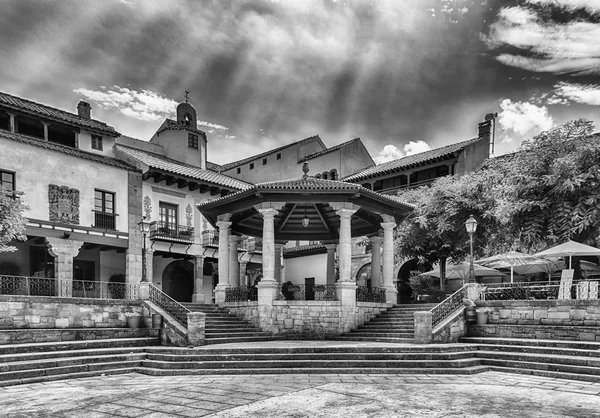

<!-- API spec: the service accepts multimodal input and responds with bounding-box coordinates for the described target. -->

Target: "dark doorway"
[305,277,315,300]
[74,260,95,282]
[162,260,194,302]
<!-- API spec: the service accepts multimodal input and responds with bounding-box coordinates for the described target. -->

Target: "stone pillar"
[192,256,205,303]
[139,282,150,300]
[42,122,49,141]
[214,215,232,306]
[274,243,284,285]
[335,207,358,282]
[45,237,84,297]
[228,235,240,287]
[370,236,382,288]
[125,171,143,285]
[8,113,15,133]
[145,247,154,284]
[257,208,278,283]
[187,312,206,346]
[414,311,433,344]
[239,261,248,286]
[381,218,397,304]
[324,244,336,286]
[466,282,483,302]
[73,130,80,149]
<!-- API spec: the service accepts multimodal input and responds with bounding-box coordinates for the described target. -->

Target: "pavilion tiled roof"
[300,138,360,162]
[0,91,119,135]
[0,130,139,171]
[219,135,324,172]
[343,137,481,182]
[155,119,206,137]
[115,144,251,190]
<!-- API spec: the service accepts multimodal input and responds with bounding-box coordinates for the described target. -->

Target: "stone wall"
[0,295,146,329]
[433,308,466,343]
[224,300,389,337]
[476,300,600,325]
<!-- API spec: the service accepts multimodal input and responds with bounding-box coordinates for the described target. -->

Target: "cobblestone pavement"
[1,371,600,417]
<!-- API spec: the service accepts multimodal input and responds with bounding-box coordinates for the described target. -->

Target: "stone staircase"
[182,303,275,345]
[336,303,438,343]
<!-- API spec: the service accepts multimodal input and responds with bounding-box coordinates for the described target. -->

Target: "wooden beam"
[99,246,112,252]
[142,172,152,181]
[177,179,189,189]
[189,182,200,191]
[199,184,210,193]
[165,176,177,186]
[277,203,297,233]
[313,203,331,233]
[210,186,221,196]
[352,209,382,228]
[220,189,230,197]
[153,173,166,183]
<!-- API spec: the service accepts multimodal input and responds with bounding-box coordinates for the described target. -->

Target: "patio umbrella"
[475,251,558,283]
[421,261,505,282]
[534,240,600,268]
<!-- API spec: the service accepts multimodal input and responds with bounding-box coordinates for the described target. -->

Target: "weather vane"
[184,90,189,103]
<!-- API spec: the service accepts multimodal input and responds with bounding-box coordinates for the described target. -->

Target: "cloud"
[526,0,600,14]
[549,82,600,106]
[198,121,229,131]
[498,99,553,140]
[74,86,177,122]
[484,5,600,75]
[374,140,432,164]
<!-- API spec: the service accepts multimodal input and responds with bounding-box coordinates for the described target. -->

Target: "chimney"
[77,101,91,119]
[478,119,491,139]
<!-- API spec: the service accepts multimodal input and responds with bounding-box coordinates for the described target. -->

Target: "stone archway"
[355,262,371,287]
[162,260,194,302]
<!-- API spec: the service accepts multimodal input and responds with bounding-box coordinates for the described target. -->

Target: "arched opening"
[330,169,338,180]
[397,259,434,304]
[162,260,194,302]
[355,263,371,287]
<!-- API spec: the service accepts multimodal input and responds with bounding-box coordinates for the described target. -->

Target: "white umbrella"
[421,261,505,282]
[475,251,558,283]
[534,240,600,268]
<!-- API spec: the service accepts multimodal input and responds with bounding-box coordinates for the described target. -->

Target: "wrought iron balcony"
[149,221,194,243]
[202,230,219,247]
[93,211,117,230]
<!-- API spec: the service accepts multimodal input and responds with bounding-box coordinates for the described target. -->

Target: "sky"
[1,0,599,165]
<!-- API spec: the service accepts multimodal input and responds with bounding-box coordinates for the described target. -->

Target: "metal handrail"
[150,221,194,242]
[0,275,138,299]
[148,283,190,327]
[482,279,600,301]
[356,286,387,303]
[430,284,468,328]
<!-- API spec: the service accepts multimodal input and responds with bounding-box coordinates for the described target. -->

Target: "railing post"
[187,312,206,346]
[414,311,433,344]
[466,282,483,302]
[139,282,150,300]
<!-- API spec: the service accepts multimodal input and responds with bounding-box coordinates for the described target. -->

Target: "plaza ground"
[1,371,599,417]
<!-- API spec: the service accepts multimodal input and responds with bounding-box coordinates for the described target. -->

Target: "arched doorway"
[162,260,194,302]
[396,259,433,304]
[355,263,371,287]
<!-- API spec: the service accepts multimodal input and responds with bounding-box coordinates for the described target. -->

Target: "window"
[94,189,116,230]
[91,135,103,151]
[188,133,198,149]
[262,158,267,165]
[159,202,178,230]
[276,153,281,160]
[249,163,254,170]
[236,167,241,174]
[0,170,15,191]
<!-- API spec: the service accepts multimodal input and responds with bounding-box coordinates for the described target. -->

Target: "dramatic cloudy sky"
[1,0,599,164]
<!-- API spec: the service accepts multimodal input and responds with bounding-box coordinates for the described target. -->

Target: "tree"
[0,189,29,252]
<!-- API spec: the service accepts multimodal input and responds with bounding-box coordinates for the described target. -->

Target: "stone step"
[0,367,136,388]
[0,328,159,345]
[481,358,600,377]
[0,337,159,355]
[471,343,600,358]
[475,351,600,368]
[0,346,148,363]
[345,332,414,338]
[487,365,600,383]
[334,336,415,343]
[460,337,600,351]
[205,328,266,334]
[0,353,146,373]
[357,324,414,330]
[203,336,280,345]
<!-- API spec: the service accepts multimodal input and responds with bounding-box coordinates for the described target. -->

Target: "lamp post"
[138,217,151,282]
[464,215,478,283]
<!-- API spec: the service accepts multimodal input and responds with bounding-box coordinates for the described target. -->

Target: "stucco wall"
[454,136,489,176]
[284,253,327,285]
[77,130,118,158]
[0,138,130,232]
[151,129,206,169]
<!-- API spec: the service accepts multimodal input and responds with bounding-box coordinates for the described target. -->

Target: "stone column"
[192,256,205,303]
[239,261,248,286]
[414,311,433,344]
[187,312,206,346]
[324,244,336,286]
[8,113,15,133]
[145,247,154,284]
[42,122,49,141]
[255,205,283,309]
[228,235,240,287]
[381,218,397,304]
[45,237,84,297]
[214,215,232,306]
[370,236,383,288]
[274,243,284,285]
[336,208,358,282]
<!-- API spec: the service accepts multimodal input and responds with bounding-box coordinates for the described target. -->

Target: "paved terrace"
[0,341,599,418]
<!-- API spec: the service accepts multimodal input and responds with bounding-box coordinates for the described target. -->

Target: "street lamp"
[464,215,478,283]
[138,216,151,282]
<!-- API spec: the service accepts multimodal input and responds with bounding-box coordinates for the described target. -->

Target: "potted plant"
[124,311,142,328]
[475,307,493,325]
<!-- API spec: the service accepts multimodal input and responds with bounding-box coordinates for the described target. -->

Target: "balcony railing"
[482,280,600,301]
[225,286,258,302]
[202,230,219,247]
[150,221,194,243]
[93,211,117,230]
[356,286,386,303]
[0,275,139,299]
[281,284,337,301]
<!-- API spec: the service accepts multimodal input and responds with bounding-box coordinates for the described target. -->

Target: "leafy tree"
[0,189,29,252]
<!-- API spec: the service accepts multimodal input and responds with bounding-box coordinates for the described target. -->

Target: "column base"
[192,293,206,304]
[336,282,357,307]
[257,281,279,306]
[214,284,228,307]
[384,287,398,304]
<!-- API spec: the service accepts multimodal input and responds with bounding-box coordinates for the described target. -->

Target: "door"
[305,277,315,301]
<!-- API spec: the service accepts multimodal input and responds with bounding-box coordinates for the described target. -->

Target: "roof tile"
[156,119,206,137]
[300,138,360,162]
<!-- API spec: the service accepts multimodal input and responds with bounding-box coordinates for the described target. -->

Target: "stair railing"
[148,284,191,327]
[430,284,468,328]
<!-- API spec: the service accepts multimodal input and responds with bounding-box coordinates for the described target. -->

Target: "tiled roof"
[0,91,118,135]
[206,161,222,172]
[300,138,360,162]
[0,130,139,171]
[219,135,324,172]
[115,144,251,190]
[155,119,206,137]
[283,243,326,255]
[343,137,481,182]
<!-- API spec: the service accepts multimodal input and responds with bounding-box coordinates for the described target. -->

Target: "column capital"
[335,207,358,219]
[380,221,396,231]
[228,235,240,243]
[217,213,232,222]
[255,207,279,219]
[216,220,232,229]
[370,236,383,245]
[324,244,336,252]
